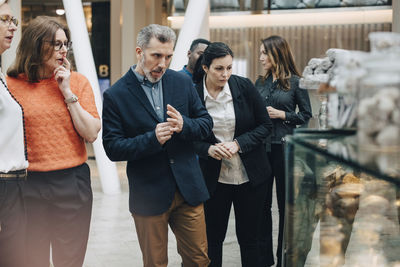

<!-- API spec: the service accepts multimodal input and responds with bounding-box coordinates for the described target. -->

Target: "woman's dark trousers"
[24,163,92,267]
[259,144,285,267]
[205,181,268,267]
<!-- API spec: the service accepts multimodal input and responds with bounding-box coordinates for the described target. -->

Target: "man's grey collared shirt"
[132,66,164,121]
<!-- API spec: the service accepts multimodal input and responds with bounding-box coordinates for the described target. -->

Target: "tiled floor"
[83,159,280,267]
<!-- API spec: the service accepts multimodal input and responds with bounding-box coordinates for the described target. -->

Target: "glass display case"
[284,129,400,267]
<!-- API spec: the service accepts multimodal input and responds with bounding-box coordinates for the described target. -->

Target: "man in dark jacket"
[102,24,213,267]
[179,38,210,80]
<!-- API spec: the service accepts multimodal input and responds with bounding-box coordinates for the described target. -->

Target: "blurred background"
[13,0,394,84]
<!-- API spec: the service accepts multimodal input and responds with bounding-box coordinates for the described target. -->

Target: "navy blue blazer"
[194,75,273,195]
[102,69,213,216]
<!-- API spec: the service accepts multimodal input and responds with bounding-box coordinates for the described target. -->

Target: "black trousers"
[205,181,268,267]
[24,163,93,267]
[259,144,285,267]
[0,178,26,267]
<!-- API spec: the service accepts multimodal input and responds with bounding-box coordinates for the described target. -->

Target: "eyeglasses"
[45,41,73,51]
[0,15,18,27]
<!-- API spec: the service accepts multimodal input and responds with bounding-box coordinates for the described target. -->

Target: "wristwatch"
[64,94,79,104]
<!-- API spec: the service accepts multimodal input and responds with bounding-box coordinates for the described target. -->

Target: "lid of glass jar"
[362,75,400,88]
[361,53,400,86]
[369,32,400,53]
[362,53,400,71]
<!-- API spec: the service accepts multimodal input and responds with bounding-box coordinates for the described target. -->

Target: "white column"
[63,0,121,195]
[1,0,21,74]
[199,4,210,40]
[120,0,136,73]
[170,0,210,71]
[393,0,400,33]
[110,0,122,85]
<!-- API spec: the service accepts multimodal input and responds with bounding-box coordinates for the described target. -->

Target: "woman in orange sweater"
[7,16,100,267]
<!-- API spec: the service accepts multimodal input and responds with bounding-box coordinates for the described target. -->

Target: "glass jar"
[318,95,328,129]
[368,32,400,54]
[357,56,400,151]
[357,54,400,177]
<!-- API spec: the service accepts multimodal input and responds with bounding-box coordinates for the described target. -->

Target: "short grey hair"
[137,24,176,49]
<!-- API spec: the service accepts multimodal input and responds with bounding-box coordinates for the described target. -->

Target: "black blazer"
[102,69,213,216]
[255,75,312,145]
[194,75,272,195]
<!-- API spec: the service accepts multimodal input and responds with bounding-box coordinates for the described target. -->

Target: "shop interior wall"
[207,23,392,82]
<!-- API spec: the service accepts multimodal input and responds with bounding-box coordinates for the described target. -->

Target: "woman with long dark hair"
[193,42,272,267]
[256,35,312,266]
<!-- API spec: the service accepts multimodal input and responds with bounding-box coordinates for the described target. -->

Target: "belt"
[0,169,27,179]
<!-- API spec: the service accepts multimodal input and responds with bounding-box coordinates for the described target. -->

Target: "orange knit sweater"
[7,72,99,172]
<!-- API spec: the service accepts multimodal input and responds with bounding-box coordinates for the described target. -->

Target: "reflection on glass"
[284,131,400,267]
[171,0,391,13]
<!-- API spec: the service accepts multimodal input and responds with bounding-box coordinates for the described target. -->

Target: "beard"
[139,54,163,83]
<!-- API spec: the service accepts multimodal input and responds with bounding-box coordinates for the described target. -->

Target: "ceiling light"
[56,9,65,16]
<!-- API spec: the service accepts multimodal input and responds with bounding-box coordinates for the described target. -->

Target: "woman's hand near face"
[55,57,101,143]
[208,144,233,160]
[267,106,286,120]
[54,57,72,97]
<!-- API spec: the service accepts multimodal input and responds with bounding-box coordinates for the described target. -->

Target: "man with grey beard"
[102,24,212,267]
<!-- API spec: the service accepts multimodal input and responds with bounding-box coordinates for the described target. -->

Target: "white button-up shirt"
[0,70,28,172]
[203,79,249,185]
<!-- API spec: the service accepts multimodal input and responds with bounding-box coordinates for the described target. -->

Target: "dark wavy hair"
[7,16,70,83]
[192,42,234,84]
[260,35,300,90]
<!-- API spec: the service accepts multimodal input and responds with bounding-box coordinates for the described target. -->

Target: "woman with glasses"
[0,1,27,267]
[7,16,100,267]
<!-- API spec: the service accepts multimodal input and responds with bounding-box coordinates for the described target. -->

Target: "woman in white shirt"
[193,42,273,267]
[0,1,27,267]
